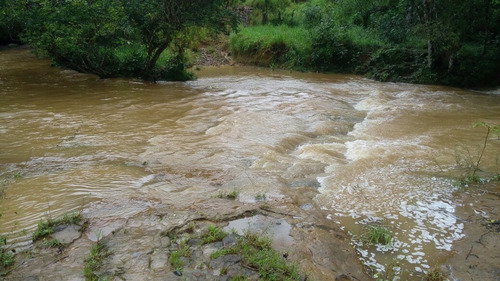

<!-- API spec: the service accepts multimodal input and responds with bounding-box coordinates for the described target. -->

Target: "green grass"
[344,26,387,49]
[83,241,110,281]
[33,212,83,241]
[255,193,267,201]
[210,232,300,281]
[230,25,312,68]
[210,247,239,259]
[38,238,64,248]
[215,189,239,200]
[231,275,248,281]
[169,244,191,270]
[362,224,392,246]
[0,235,14,270]
[424,268,446,281]
[201,225,228,245]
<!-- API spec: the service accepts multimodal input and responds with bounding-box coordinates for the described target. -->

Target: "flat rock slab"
[52,224,81,244]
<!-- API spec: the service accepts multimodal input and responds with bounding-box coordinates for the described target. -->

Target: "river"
[1,47,499,279]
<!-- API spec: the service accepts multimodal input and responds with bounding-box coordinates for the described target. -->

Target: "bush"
[363,47,432,83]
[310,20,359,71]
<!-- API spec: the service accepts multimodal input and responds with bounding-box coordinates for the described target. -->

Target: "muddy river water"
[1,48,499,279]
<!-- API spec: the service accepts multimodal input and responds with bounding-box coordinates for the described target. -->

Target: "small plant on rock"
[201,225,228,245]
[424,268,446,281]
[169,243,191,270]
[255,193,267,201]
[209,231,300,280]
[215,189,239,200]
[83,240,110,281]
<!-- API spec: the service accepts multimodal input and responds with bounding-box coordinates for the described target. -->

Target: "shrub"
[310,20,360,71]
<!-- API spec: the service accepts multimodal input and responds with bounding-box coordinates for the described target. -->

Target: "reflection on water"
[1,48,499,278]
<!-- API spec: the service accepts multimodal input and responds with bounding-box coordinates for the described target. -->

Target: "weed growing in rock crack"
[215,189,239,200]
[39,238,64,248]
[83,241,110,281]
[186,222,196,233]
[210,231,300,280]
[362,224,392,246]
[201,225,228,245]
[33,212,83,241]
[210,247,239,259]
[220,265,229,275]
[169,244,191,269]
[424,268,446,281]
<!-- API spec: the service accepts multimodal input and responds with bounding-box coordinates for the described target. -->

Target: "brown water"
[1,48,499,278]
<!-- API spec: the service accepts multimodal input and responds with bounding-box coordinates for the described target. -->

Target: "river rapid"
[1,48,499,279]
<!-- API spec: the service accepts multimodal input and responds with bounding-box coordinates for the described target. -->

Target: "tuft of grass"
[220,265,229,275]
[83,241,110,281]
[215,189,239,200]
[362,224,392,246]
[0,235,14,269]
[169,244,191,269]
[33,212,83,241]
[201,225,228,245]
[255,193,267,201]
[424,268,446,281]
[210,247,239,259]
[210,231,300,280]
[38,238,64,248]
[231,275,248,281]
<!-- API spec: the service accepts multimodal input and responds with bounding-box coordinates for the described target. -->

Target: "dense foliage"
[1,0,499,87]
[230,0,500,88]
[0,0,237,81]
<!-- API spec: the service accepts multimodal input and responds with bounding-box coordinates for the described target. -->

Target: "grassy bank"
[227,0,500,88]
[230,25,312,69]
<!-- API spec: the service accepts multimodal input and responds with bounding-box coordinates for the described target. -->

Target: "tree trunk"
[423,0,433,68]
[143,40,171,81]
[263,0,269,24]
[482,0,491,54]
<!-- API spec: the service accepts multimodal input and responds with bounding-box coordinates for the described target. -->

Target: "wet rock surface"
[443,183,500,281]
[4,194,371,281]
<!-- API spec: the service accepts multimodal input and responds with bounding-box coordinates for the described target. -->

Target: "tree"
[22,0,238,81]
[125,0,238,80]
[0,0,25,44]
